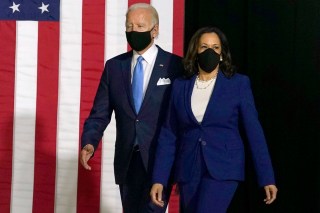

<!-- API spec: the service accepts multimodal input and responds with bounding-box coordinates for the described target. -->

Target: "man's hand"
[264,184,278,204]
[80,144,94,170]
[150,183,165,207]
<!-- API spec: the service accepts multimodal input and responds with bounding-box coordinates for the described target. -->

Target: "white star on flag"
[9,2,20,13]
[38,2,49,14]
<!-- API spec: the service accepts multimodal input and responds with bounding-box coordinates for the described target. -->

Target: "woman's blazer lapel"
[185,75,199,124]
[185,71,225,125]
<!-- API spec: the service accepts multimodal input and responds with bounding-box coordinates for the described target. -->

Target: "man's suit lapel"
[121,51,136,112]
[140,48,167,112]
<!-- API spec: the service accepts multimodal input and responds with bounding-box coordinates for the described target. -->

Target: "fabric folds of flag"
[0,0,184,213]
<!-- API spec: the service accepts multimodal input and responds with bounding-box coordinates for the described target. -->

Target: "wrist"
[82,144,94,154]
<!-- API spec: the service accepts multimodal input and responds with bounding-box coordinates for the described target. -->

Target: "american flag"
[0,0,184,212]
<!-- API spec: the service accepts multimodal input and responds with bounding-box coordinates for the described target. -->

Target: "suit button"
[201,141,206,146]
[198,138,202,142]
[136,119,139,122]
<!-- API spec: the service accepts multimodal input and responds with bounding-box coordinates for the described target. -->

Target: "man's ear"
[152,24,159,38]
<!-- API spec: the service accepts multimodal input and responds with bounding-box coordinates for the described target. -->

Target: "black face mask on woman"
[125,29,153,51]
[197,48,221,73]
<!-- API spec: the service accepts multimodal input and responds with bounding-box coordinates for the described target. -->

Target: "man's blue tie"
[132,56,144,113]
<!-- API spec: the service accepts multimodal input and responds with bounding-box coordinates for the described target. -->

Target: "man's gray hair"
[126,3,159,26]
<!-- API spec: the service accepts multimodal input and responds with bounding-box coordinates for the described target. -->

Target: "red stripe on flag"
[169,185,180,213]
[77,0,105,212]
[0,21,16,213]
[172,0,185,57]
[128,0,150,6]
[32,22,60,213]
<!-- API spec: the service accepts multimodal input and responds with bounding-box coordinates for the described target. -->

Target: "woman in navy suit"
[150,27,278,213]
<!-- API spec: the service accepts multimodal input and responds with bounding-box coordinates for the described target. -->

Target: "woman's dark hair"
[183,27,236,78]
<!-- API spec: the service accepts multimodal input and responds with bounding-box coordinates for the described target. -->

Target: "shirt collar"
[132,43,158,64]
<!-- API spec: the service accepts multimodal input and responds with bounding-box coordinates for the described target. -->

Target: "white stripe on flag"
[105,0,128,61]
[11,21,38,213]
[152,0,174,52]
[100,1,128,212]
[101,114,121,212]
[55,0,82,212]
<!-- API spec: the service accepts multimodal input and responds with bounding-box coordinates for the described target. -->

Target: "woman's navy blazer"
[153,71,275,187]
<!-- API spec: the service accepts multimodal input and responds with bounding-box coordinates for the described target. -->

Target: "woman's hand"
[150,183,165,207]
[264,184,278,204]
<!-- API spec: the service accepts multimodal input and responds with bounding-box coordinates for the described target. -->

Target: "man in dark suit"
[79,3,182,213]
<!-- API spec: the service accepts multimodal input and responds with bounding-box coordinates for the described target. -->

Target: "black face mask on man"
[197,48,221,73]
[125,28,153,51]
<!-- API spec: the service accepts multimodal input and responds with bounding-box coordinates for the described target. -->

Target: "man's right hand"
[80,144,94,170]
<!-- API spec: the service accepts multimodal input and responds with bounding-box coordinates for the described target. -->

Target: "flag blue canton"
[0,0,60,21]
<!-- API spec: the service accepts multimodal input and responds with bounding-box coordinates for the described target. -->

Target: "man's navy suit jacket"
[153,71,275,187]
[81,46,182,184]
